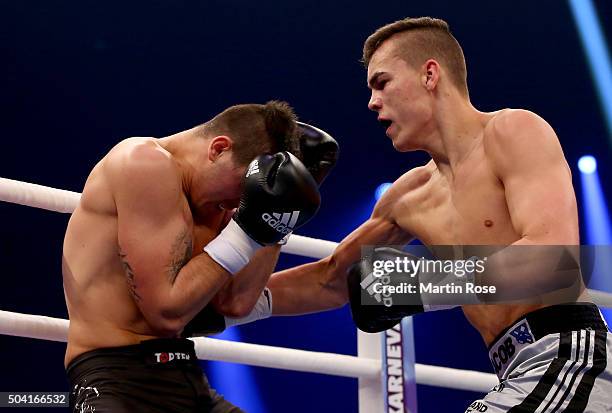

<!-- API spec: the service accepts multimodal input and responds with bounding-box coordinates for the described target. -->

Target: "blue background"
[1,1,611,412]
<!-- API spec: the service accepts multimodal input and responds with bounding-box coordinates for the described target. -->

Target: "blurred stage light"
[578,156,612,324]
[578,155,597,174]
[568,0,612,137]
[375,182,392,201]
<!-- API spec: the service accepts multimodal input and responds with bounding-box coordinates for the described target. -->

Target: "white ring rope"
[0,310,497,392]
[1,176,612,394]
[0,177,81,214]
[2,176,612,306]
[0,177,336,259]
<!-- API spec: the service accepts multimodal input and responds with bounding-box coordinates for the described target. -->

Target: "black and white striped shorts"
[466,303,611,413]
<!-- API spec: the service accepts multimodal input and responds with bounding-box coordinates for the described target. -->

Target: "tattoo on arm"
[118,248,142,301]
[167,228,193,284]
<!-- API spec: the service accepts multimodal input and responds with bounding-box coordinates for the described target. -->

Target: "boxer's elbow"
[145,305,191,336]
[147,315,185,337]
[210,294,253,319]
[319,256,349,309]
[215,300,252,319]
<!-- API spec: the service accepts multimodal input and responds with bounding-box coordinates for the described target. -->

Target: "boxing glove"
[297,122,339,186]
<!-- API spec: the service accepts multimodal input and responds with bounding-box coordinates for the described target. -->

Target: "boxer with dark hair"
[182,121,339,337]
[63,101,326,412]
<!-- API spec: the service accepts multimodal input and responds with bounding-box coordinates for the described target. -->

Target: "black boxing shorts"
[66,338,243,413]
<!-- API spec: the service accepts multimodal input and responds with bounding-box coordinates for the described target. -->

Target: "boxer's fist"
[233,152,320,245]
[297,122,339,186]
[347,248,425,333]
[181,305,226,337]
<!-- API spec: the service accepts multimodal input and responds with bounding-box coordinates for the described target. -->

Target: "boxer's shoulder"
[372,164,434,221]
[106,137,173,168]
[483,109,563,177]
[488,108,543,125]
[80,138,182,216]
[391,164,435,197]
[104,138,178,183]
[484,109,555,150]
[98,138,184,215]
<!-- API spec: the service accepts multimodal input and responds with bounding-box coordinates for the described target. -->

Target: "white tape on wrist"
[203,219,262,275]
[225,288,273,328]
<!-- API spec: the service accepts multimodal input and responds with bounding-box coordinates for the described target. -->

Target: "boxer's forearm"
[159,246,279,328]
[211,245,281,317]
[268,258,348,315]
[151,252,232,333]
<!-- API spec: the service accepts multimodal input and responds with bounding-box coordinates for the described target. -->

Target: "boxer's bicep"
[108,145,189,312]
[488,110,578,244]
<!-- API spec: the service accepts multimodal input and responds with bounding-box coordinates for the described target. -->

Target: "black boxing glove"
[297,122,339,186]
[348,248,423,333]
[182,288,273,337]
[204,152,320,274]
[233,151,320,243]
[181,305,227,337]
[348,247,477,333]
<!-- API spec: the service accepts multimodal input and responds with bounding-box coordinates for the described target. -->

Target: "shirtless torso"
[269,109,586,346]
[62,138,231,365]
[377,110,582,344]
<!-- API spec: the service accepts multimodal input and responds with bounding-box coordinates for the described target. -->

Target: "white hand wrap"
[203,219,262,275]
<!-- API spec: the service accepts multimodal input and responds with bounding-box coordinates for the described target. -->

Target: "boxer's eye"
[374,79,387,90]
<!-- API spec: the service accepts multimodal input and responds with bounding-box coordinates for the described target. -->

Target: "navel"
[484,219,494,228]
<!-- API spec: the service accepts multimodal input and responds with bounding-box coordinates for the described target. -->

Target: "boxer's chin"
[390,133,412,152]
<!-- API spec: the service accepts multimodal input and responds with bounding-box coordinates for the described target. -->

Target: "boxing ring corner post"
[358,330,385,412]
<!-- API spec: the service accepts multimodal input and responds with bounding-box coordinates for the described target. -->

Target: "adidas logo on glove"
[262,211,300,234]
[360,270,383,304]
[358,264,395,307]
[246,160,260,177]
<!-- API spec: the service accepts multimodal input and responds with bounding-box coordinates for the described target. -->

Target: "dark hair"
[363,17,468,96]
[201,100,300,165]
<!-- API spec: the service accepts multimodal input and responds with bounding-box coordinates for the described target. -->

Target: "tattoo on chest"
[167,228,193,284]
[118,248,142,301]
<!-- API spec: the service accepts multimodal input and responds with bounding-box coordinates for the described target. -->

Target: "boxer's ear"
[421,59,440,91]
[209,136,233,162]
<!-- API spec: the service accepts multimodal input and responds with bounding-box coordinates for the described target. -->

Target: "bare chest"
[394,163,519,246]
